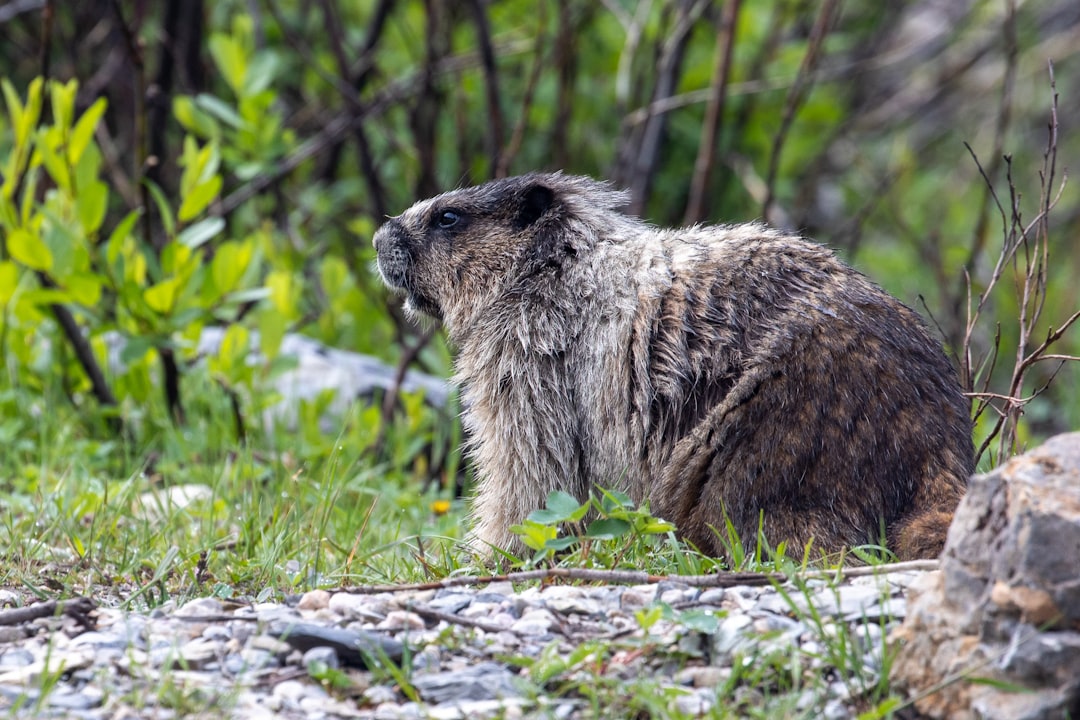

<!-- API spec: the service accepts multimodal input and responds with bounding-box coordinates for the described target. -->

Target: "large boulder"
[890,432,1080,720]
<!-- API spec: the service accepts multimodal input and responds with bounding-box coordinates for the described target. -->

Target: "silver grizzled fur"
[373,173,973,560]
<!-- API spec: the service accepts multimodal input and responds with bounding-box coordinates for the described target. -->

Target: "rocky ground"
[0,566,929,719]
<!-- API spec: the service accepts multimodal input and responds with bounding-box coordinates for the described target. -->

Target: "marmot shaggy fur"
[373,173,974,561]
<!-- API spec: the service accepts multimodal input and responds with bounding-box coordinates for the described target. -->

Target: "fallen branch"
[0,597,96,628]
[330,559,939,595]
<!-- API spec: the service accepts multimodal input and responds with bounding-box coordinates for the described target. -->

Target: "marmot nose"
[372,220,398,251]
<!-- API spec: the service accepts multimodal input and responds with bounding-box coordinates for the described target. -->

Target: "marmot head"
[373,173,629,332]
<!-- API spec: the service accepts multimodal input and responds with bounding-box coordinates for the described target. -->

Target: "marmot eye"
[437,210,460,229]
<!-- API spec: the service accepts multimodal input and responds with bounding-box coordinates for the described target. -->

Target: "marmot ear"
[514,183,555,230]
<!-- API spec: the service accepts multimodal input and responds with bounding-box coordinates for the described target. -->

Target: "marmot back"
[373,173,974,561]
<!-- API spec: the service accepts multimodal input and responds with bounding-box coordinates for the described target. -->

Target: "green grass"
[0,369,467,606]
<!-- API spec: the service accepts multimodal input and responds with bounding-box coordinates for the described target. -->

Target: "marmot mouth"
[375,253,410,291]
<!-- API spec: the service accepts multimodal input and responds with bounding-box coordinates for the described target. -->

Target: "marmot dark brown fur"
[373,173,974,561]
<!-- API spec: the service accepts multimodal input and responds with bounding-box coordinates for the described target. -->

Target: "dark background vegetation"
[0,0,1078,567]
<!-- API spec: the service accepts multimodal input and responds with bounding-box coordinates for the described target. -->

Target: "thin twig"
[330,559,939,595]
[683,0,741,225]
[467,0,505,178]
[761,0,841,226]
[0,597,96,628]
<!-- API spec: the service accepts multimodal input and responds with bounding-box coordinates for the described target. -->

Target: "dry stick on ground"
[0,597,96,628]
[330,559,939,595]
[962,65,1074,466]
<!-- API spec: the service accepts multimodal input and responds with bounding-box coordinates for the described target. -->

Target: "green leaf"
[77,180,109,234]
[243,52,279,96]
[584,518,631,540]
[173,96,219,139]
[211,240,251,294]
[178,176,222,222]
[258,307,286,361]
[599,488,635,515]
[509,520,558,552]
[639,519,676,534]
[528,490,589,525]
[225,287,271,304]
[66,274,102,307]
[1,78,24,132]
[208,34,247,95]
[7,228,52,271]
[105,210,142,265]
[144,180,176,239]
[194,94,245,129]
[119,336,155,365]
[0,261,19,305]
[49,78,77,132]
[265,270,295,314]
[144,278,180,314]
[543,536,579,551]
[69,97,107,165]
[178,216,225,249]
[35,127,71,190]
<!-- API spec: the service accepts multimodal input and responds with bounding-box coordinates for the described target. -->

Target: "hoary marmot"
[373,173,974,560]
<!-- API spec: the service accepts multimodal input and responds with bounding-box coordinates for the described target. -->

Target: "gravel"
[0,569,925,718]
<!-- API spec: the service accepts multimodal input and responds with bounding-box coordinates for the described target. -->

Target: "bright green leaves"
[6,227,51,270]
[178,14,290,180]
[178,136,222,222]
[209,15,280,99]
[1,77,43,201]
[0,75,279,428]
[1,79,110,309]
[510,489,677,566]
[0,261,18,306]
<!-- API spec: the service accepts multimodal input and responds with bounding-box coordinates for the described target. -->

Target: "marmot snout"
[373,172,974,561]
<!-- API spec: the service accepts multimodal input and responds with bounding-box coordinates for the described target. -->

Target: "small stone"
[672,688,715,715]
[364,684,399,705]
[0,648,33,667]
[544,595,601,616]
[46,686,104,710]
[201,624,232,642]
[297,589,331,611]
[174,597,225,617]
[510,609,555,636]
[239,647,279,670]
[330,592,390,622]
[674,666,729,687]
[710,613,753,658]
[247,634,294,657]
[427,592,473,613]
[302,646,340,671]
[620,585,658,609]
[175,638,221,670]
[377,611,425,631]
[697,588,726,605]
[272,679,311,703]
[659,586,698,605]
[412,663,519,703]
